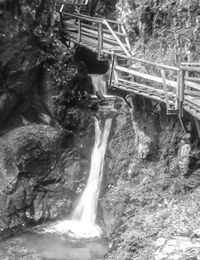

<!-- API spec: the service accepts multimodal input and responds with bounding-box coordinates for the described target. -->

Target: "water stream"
[46,117,112,239]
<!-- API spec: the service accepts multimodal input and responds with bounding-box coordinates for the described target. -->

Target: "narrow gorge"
[1,1,200,260]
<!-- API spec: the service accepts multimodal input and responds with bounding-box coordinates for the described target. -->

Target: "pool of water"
[0,229,108,260]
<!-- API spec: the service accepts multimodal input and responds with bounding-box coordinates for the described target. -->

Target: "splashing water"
[45,118,112,239]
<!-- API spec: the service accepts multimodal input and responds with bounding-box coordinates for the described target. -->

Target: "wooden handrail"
[181,62,200,66]
[62,11,124,26]
[185,80,200,91]
[115,53,179,71]
[186,77,200,82]
[61,9,200,120]
[121,25,131,50]
[161,70,170,109]
[118,78,176,97]
[98,23,103,60]
[180,66,200,73]
[115,65,177,88]
[179,69,185,117]
[62,11,103,23]
[103,18,124,25]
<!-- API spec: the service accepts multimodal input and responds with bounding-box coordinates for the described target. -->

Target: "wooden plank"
[67,32,121,51]
[113,55,119,83]
[179,70,185,102]
[81,30,98,40]
[115,65,177,88]
[103,37,128,48]
[113,83,171,104]
[180,79,200,91]
[116,58,200,91]
[65,11,124,25]
[185,77,200,82]
[103,20,130,57]
[179,69,185,117]
[78,19,81,43]
[59,4,64,12]
[161,69,170,109]
[181,62,200,66]
[115,53,179,71]
[184,96,200,106]
[184,90,200,97]
[184,102,200,121]
[116,57,200,90]
[98,23,103,60]
[175,69,180,110]
[109,52,116,88]
[121,25,131,50]
[180,66,200,73]
[62,12,103,24]
[81,27,129,48]
[118,78,175,97]
[67,31,120,50]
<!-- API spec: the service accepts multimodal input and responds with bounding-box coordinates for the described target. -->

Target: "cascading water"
[72,118,112,225]
[46,75,112,239]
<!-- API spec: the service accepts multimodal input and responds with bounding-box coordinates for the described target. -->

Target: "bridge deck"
[59,10,200,121]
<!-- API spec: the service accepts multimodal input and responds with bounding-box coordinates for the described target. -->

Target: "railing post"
[109,52,116,89]
[98,22,103,60]
[161,69,170,111]
[175,69,181,110]
[179,68,185,117]
[78,18,81,43]
[60,4,64,12]
[59,9,64,43]
[118,24,121,33]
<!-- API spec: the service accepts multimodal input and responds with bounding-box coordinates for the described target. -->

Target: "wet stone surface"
[0,227,108,260]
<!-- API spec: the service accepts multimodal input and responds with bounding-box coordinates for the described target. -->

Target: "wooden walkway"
[59,9,200,123]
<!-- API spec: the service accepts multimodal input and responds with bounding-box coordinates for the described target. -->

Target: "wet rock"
[155,236,200,260]
[178,134,191,175]
[42,58,96,132]
[130,95,159,160]
[0,124,62,230]
[0,92,18,123]
[106,99,135,184]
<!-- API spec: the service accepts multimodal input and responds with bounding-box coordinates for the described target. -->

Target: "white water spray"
[72,118,112,225]
[46,118,112,238]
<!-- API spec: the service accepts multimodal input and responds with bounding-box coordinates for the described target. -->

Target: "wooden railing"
[111,53,179,114]
[56,0,89,13]
[60,10,200,121]
[111,53,200,117]
[61,12,131,59]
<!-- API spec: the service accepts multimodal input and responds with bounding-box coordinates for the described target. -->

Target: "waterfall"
[72,118,112,225]
[45,74,112,238]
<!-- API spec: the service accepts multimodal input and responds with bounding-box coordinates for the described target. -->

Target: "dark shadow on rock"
[74,46,109,74]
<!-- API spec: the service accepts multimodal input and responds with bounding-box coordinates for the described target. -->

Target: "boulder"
[0,124,62,230]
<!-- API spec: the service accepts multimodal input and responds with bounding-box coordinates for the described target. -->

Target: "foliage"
[115,0,200,65]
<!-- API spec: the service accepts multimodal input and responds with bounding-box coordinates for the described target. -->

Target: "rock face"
[0,0,98,233]
[103,95,200,260]
[0,125,61,230]
[115,0,200,64]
